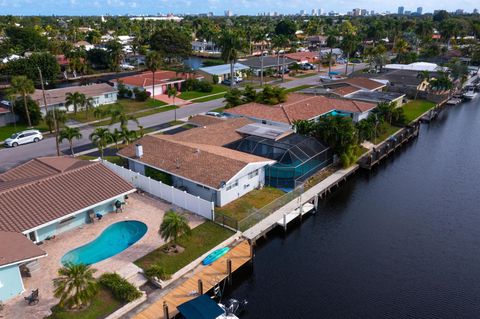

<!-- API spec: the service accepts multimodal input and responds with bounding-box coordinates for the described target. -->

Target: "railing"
[213,212,239,231]
[237,185,304,231]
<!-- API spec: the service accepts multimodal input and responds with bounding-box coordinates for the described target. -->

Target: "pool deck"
[2,193,204,319]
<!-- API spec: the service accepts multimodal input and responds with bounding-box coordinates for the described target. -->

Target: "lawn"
[215,187,285,221]
[0,123,49,141]
[192,93,226,103]
[402,99,437,123]
[47,287,122,319]
[67,99,168,124]
[178,85,228,100]
[284,85,314,93]
[293,73,317,78]
[78,155,125,166]
[92,105,177,127]
[372,122,402,144]
[134,221,233,274]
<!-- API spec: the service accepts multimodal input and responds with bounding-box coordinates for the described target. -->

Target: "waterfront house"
[197,63,250,83]
[0,157,135,301]
[371,70,431,97]
[30,83,117,115]
[239,56,297,76]
[285,51,319,64]
[191,40,221,56]
[224,93,377,126]
[112,71,200,98]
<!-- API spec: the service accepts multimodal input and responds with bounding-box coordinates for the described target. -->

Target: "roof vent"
[135,144,143,158]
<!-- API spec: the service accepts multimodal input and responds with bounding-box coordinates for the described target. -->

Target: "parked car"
[300,63,315,70]
[4,130,43,147]
[221,79,236,86]
[120,63,135,70]
[234,76,243,82]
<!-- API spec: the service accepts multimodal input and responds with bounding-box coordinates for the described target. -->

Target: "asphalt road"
[0,63,365,171]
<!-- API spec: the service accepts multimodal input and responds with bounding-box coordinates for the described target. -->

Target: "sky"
[0,0,477,16]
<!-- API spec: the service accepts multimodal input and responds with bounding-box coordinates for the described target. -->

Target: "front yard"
[402,99,437,123]
[214,187,285,222]
[0,122,49,141]
[134,221,233,275]
[372,122,402,145]
[178,84,228,101]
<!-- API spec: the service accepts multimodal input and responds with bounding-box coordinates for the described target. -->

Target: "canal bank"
[226,96,480,318]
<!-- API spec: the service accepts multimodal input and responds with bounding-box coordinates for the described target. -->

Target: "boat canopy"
[177,295,224,319]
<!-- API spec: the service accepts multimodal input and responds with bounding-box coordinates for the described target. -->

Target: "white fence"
[102,161,215,220]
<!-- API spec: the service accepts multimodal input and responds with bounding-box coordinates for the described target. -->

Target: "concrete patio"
[2,192,204,319]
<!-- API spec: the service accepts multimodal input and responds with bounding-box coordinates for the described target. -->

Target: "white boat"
[463,90,477,100]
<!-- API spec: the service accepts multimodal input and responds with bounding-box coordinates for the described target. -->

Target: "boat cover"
[177,295,224,319]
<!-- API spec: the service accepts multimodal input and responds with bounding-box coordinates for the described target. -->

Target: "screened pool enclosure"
[226,134,333,189]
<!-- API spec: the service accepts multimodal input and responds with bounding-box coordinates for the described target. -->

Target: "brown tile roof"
[285,51,319,62]
[188,115,225,127]
[0,231,46,267]
[0,157,135,233]
[332,77,386,91]
[226,93,376,124]
[30,83,117,108]
[332,85,362,97]
[119,135,273,189]
[113,71,199,88]
[0,106,10,114]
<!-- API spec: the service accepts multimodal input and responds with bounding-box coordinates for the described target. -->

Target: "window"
[226,180,238,191]
[248,170,259,179]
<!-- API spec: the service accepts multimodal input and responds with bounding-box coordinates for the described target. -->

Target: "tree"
[275,19,297,39]
[256,86,287,105]
[339,21,358,75]
[325,27,339,76]
[159,210,191,248]
[243,85,257,103]
[4,26,48,52]
[44,109,67,133]
[118,128,137,145]
[89,128,113,158]
[53,263,98,310]
[271,35,289,81]
[145,51,163,101]
[105,40,123,72]
[224,88,243,108]
[65,92,85,115]
[8,76,35,127]
[59,126,82,156]
[167,86,177,106]
[150,29,192,63]
[83,97,95,119]
[5,53,60,85]
[218,30,245,88]
[108,106,139,131]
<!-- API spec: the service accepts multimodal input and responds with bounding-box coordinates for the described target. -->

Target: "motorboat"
[218,299,248,319]
[463,89,477,100]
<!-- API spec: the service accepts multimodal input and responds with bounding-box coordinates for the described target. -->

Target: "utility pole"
[38,67,60,156]
[260,54,264,87]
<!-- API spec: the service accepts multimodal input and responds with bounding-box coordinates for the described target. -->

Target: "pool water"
[61,221,148,265]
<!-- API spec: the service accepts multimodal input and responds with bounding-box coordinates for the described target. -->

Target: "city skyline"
[0,0,478,16]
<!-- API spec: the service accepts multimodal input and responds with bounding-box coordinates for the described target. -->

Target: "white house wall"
[217,165,267,207]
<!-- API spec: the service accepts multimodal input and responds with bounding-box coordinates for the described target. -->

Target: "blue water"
[61,221,148,265]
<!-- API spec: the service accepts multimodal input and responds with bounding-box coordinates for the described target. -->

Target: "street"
[0,63,365,171]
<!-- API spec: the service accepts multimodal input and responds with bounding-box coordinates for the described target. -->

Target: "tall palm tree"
[218,30,245,88]
[340,21,358,75]
[325,27,339,77]
[65,92,85,115]
[53,263,98,310]
[145,51,162,102]
[110,128,122,150]
[167,86,178,121]
[83,97,95,119]
[108,107,139,131]
[159,210,191,248]
[8,76,35,127]
[118,128,137,145]
[89,128,112,158]
[59,126,82,156]
[271,35,289,81]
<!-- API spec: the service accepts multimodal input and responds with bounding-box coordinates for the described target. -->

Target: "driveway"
[2,193,204,319]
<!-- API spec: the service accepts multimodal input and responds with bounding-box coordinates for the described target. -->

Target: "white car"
[120,63,135,70]
[4,130,43,147]
[234,76,243,82]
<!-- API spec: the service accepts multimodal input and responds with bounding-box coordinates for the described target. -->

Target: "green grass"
[78,155,125,166]
[92,105,177,127]
[178,85,228,100]
[210,107,225,113]
[215,187,285,221]
[293,73,317,78]
[0,123,49,141]
[402,100,437,123]
[284,85,314,93]
[193,94,226,103]
[135,221,233,274]
[46,287,122,319]
[372,123,402,144]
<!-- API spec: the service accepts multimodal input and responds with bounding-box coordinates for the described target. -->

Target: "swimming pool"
[61,221,148,266]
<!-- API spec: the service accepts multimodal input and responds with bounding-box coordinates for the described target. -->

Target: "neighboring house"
[30,83,117,114]
[0,157,135,301]
[372,70,431,97]
[285,51,319,64]
[240,56,297,76]
[384,62,447,73]
[225,93,377,125]
[342,91,405,107]
[325,77,387,92]
[0,105,17,128]
[119,118,275,206]
[198,63,250,83]
[306,35,328,47]
[191,40,221,55]
[0,231,46,302]
[74,40,95,51]
[112,71,200,98]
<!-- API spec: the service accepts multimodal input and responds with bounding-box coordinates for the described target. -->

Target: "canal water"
[226,97,480,318]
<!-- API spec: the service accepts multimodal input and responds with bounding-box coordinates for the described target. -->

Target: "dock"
[133,240,252,319]
[276,203,315,229]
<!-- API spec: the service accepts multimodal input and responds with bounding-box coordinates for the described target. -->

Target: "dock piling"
[198,279,203,295]
[227,259,232,285]
[163,301,169,319]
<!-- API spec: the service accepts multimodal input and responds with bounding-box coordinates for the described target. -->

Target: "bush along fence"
[102,160,215,220]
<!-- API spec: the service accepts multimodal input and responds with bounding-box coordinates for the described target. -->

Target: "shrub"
[145,264,170,281]
[134,89,150,102]
[212,74,219,84]
[99,273,142,303]
[145,166,173,185]
[196,80,213,93]
[13,97,42,126]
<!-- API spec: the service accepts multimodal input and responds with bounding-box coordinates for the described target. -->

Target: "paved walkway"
[3,193,204,319]
[153,94,189,106]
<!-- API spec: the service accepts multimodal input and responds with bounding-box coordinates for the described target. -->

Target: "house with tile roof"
[224,93,377,126]
[0,156,135,301]
[119,118,276,206]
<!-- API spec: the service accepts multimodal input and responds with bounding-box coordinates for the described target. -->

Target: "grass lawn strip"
[372,123,402,145]
[284,85,314,93]
[134,221,233,274]
[402,100,436,123]
[178,85,228,100]
[214,187,285,221]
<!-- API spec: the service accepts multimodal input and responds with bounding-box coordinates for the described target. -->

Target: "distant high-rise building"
[371,10,375,15]
[474,8,479,14]
[352,8,361,16]
[318,8,324,15]
[224,10,232,17]
[417,7,423,15]
[300,9,306,15]
[455,9,464,15]
[311,9,317,16]
[361,9,368,16]
[405,10,411,15]
[398,6,404,15]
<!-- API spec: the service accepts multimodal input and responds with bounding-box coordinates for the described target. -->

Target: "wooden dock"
[133,240,252,319]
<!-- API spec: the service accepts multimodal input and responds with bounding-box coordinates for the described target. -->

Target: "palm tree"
[83,97,95,120]
[53,263,98,310]
[340,21,358,75]
[271,35,289,81]
[167,86,178,121]
[145,51,162,103]
[218,30,245,88]
[59,126,82,156]
[159,210,191,248]
[325,28,339,77]
[65,92,85,115]
[44,109,67,133]
[118,128,137,145]
[108,107,139,131]
[89,128,113,158]
[8,76,35,127]
[110,128,122,150]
